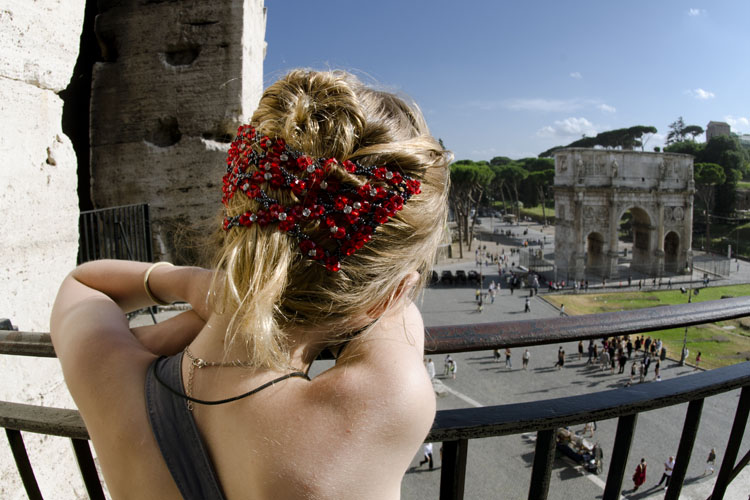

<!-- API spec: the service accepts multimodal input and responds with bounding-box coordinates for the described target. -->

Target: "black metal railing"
[1,297,749,499]
[78,203,153,264]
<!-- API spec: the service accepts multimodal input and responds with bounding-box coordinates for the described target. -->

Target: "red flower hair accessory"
[222,124,421,272]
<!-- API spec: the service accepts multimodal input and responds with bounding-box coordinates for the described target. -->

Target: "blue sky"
[264,1,750,161]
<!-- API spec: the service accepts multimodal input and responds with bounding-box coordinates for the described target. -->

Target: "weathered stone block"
[90,0,266,262]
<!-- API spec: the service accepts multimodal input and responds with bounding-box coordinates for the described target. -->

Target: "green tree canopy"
[449,161,494,254]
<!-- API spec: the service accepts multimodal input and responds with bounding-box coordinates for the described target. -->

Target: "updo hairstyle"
[214,70,450,369]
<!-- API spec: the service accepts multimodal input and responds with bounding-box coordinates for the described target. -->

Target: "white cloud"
[504,98,585,113]
[537,117,598,138]
[688,8,705,16]
[685,88,715,99]
[569,72,582,80]
[597,103,616,113]
[725,115,750,133]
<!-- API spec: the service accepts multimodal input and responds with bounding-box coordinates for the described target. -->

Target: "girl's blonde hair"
[214,70,450,369]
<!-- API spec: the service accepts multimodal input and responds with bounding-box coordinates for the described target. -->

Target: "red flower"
[245,184,260,198]
[405,179,421,195]
[279,219,296,232]
[297,156,314,170]
[291,179,307,196]
[331,226,347,239]
[323,158,338,172]
[341,241,357,256]
[374,207,390,224]
[334,195,349,211]
[325,256,341,272]
[342,160,357,173]
[388,172,403,185]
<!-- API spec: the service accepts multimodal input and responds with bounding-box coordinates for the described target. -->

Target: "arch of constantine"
[554,148,694,281]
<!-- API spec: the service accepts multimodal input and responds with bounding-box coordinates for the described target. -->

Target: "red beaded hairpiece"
[222,125,421,272]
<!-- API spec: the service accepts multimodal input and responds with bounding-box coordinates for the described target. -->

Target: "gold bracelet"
[144,262,173,306]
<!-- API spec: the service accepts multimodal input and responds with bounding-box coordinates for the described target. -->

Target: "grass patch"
[547,285,750,369]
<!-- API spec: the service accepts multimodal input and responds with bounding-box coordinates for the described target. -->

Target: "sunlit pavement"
[399,225,750,499]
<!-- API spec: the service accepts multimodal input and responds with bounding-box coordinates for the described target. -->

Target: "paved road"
[398,248,750,499]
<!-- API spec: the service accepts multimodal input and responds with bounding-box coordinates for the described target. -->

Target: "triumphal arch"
[554,148,694,280]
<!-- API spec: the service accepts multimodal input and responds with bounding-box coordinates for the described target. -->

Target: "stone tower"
[90,0,267,263]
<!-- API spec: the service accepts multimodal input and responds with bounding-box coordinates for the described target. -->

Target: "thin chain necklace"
[183,346,308,411]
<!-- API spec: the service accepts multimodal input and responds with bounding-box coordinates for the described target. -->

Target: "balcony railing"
[2,296,749,500]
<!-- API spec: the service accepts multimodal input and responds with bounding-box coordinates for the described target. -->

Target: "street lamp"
[679,286,700,365]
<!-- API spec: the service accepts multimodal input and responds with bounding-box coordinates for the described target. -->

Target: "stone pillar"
[655,203,665,276]
[0,1,85,496]
[90,0,266,263]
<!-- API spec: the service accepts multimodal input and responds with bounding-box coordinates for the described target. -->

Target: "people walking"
[419,443,434,470]
[426,358,435,380]
[449,359,457,379]
[505,348,512,370]
[704,448,716,475]
[577,340,583,359]
[656,456,675,489]
[555,346,565,369]
[694,351,702,370]
[632,458,647,491]
[493,349,501,362]
[524,296,530,313]
[444,355,453,376]
[560,304,565,317]
[522,349,530,370]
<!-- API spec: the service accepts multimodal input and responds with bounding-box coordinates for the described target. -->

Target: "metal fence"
[693,254,731,278]
[78,204,153,264]
[520,248,554,273]
[2,297,750,499]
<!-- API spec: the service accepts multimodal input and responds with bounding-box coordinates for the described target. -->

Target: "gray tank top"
[145,354,227,500]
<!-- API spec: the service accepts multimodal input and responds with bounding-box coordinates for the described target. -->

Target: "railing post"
[603,413,637,500]
[527,428,555,500]
[666,398,703,499]
[711,386,750,499]
[71,438,106,500]
[5,429,43,500]
[439,439,468,500]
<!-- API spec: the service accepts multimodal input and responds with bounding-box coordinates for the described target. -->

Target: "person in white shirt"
[419,443,434,469]
[426,358,436,380]
[656,456,675,488]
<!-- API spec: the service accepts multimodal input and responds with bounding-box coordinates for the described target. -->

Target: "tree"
[666,116,687,145]
[449,161,494,256]
[542,126,658,155]
[527,169,554,226]
[694,162,726,253]
[683,125,704,141]
[498,163,528,221]
[490,156,513,166]
[667,117,704,145]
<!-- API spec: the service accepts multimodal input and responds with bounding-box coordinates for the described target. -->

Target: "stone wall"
[90,0,267,263]
[0,1,85,498]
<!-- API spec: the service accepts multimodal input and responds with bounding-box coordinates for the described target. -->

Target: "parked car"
[455,270,467,284]
[441,270,455,285]
[429,270,439,286]
[467,270,481,285]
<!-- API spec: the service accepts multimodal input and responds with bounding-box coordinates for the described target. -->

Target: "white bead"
[278,213,287,221]
[343,205,352,214]
[320,181,328,189]
[249,214,257,221]
[353,202,361,209]
[302,208,311,217]
[385,171,394,179]
[264,172,272,180]
[280,154,288,161]
[330,226,338,233]
[307,165,316,173]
